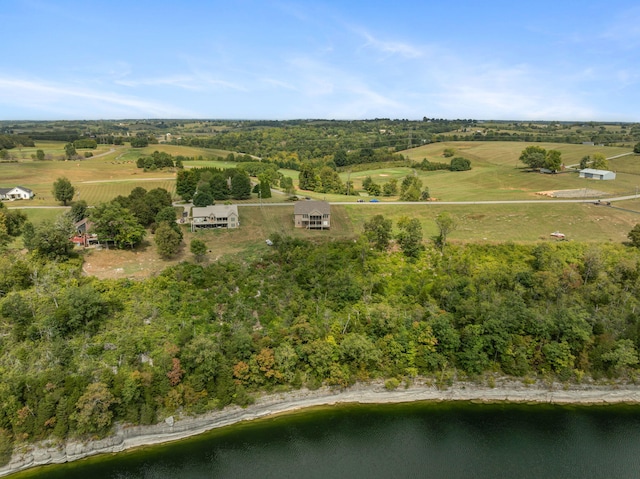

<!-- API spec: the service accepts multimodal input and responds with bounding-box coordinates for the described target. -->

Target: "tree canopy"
[52,177,75,205]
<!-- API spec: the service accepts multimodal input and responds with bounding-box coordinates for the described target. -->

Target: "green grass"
[343,201,640,243]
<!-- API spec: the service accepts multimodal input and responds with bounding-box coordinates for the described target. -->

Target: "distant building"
[579,168,616,180]
[293,200,330,229]
[191,204,239,231]
[0,186,34,200]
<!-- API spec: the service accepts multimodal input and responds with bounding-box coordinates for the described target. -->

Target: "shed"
[579,168,616,180]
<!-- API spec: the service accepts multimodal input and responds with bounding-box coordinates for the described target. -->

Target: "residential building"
[191,204,239,231]
[293,200,330,229]
[0,186,35,200]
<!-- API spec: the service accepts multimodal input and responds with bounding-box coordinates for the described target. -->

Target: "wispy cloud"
[355,29,424,59]
[601,6,640,46]
[0,76,192,118]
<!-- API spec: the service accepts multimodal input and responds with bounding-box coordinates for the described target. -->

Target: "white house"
[0,186,35,200]
[579,168,616,180]
[191,204,239,231]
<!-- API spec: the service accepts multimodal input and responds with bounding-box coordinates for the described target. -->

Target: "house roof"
[580,168,614,175]
[1,186,33,194]
[192,204,238,218]
[294,200,330,215]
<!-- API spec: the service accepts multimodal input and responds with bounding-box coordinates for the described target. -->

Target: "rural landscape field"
[3,122,640,280]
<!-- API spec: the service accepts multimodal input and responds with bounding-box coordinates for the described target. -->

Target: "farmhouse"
[191,204,239,231]
[0,186,34,200]
[294,200,330,229]
[579,168,616,181]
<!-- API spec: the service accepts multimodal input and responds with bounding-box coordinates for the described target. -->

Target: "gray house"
[293,200,330,229]
[191,204,239,231]
[579,168,616,180]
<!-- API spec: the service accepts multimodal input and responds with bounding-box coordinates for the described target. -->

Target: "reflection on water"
[12,402,640,479]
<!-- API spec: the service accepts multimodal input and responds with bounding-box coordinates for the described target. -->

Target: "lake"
[11,402,640,479]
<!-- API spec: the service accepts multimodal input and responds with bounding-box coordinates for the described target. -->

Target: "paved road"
[233,194,640,207]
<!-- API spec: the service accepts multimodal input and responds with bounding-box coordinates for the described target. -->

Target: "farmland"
[2,137,640,280]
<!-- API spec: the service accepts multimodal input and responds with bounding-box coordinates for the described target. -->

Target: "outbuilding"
[579,168,616,181]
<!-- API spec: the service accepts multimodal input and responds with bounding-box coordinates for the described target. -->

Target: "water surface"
[13,402,640,479]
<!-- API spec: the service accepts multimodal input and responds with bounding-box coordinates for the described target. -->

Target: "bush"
[0,429,13,467]
[450,157,471,171]
[384,378,400,390]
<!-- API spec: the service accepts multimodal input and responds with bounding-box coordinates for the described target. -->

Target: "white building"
[191,204,239,231]
[0,186,35,200]
[579,168,616,180]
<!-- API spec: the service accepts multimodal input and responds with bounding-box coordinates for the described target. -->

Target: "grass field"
[5,141,640,280]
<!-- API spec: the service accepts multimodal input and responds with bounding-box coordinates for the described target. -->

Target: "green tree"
[192,189,214,207]
[298,164,319,191]
[634,142,640,154]
[210,173,230,200]
[443,147,455,158]
[544,149,562,171]
[68,200,88,223]
[64,143,76,160]
[23,215,76,260]
[628,224,640,247]
[450,157,471,171]
[400,175,423,201]
[0,428,13,467]
[280,176,295,195]
[382,178,398,196]
[396,216,423,259]
[73,383,115,436]
[258,174,272,199]
[434,212,457,251]
[318,167,343,194]
[519,145,547,169]
[52,177,75,205]
[155,222,182,258]
[36,149,45,161]
[190,239,207,262]
[130,137,149,148]
[364,214,393,251]
[176,170,197,201]
[90,202,145,249]
[230,171,252,200]
[590,153,609,170]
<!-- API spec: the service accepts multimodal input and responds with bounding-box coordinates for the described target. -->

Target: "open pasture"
[342,200,640,244]
[403,141,631,167]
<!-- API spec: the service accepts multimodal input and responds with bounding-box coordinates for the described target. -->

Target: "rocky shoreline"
[3,378,640,477]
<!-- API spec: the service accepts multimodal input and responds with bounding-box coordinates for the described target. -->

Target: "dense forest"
[2,228,640,461]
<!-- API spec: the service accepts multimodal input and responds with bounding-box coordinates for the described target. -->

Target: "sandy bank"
[3,378,640,477]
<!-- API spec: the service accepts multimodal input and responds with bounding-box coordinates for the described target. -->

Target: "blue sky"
[2,0,639,121]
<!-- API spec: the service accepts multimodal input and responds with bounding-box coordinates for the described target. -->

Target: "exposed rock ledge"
[3,378,640,477]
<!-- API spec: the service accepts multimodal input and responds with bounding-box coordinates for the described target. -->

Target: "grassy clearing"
[342,201,640,243]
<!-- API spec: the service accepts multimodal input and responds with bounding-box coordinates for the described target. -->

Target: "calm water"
[13,402,640,479]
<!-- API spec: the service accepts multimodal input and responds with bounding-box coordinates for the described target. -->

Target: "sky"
[1,0,640,121]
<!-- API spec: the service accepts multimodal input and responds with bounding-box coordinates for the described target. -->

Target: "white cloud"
[0,76,192,118]
[355,29,424,59]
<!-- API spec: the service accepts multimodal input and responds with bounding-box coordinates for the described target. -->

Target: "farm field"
[4,140,640,280]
